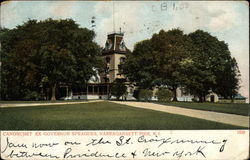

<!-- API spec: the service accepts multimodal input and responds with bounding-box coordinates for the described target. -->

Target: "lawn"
[0,99,88,104]
[0,102,246,130]
[155,102,249,116]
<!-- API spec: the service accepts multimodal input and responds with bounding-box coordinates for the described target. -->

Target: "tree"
[124,29,194,101]
[110,80,127,100]
[0,28,19,100]
[187,30,240,102]
[0,19,102,100]
[123,39,157,89]
[151,29,194,101]
[124,29,240,103]
[0,27,42,100]
[213,57,240,101]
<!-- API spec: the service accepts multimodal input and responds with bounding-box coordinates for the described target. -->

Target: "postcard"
[0,1,249,159]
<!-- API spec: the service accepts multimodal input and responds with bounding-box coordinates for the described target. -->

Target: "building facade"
[100,31,127,83]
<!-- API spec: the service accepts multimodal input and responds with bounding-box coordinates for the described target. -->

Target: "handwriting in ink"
[64,141,81,146]
[131,150,137,158]
[1,135,229,159]
[32,142,59,148]
[142,148,170,157]
[219,140,227,152]
[2,137,28,153]
[86,137,111,146]
[116,136,132,146]
[6,150,60,159]
[172,146,206,158]
[63,148,126,159]
[137,135,225,148]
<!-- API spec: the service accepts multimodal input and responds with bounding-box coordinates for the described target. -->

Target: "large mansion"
[59,31,134,100]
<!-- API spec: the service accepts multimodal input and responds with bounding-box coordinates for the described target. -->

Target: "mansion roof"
[102,32,128,55]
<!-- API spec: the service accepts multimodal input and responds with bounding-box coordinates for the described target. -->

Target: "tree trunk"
[203,94,206,102]
[46,87,50,100]
[198,94,203,102]
[51,84,56,101]
[230,96,234,103]
[172,87,178,101]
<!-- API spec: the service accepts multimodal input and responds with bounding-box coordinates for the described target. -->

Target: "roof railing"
[107,31,124,35]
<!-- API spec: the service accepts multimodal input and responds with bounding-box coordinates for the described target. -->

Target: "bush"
[110,80,127,100]
[139,89,153,101]
[156,88,173,102]
[192,97,198,102]
[23,90,43,101]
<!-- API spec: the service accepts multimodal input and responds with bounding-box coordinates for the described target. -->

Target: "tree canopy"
[0,19,102,100]
[123,29,240,102]
[123,39,156,89]
[187,30,240,101]
[151,29,195,101]
[0,21,240,102]
[110,80,127,100]
[124,29,195,101]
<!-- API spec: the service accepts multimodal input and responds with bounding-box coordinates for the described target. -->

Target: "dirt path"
[111,101,249,127]
[0,100,104,108]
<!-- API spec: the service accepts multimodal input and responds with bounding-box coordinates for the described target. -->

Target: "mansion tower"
[100,31,128,83]
[71,31,132,100]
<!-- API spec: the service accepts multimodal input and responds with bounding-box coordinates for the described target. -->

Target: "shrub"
[192,97,198,102]
[156,88,173,102]
[23,90,43,101]
[139,89,153,101]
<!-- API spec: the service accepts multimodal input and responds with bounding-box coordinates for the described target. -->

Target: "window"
[119,40,126,50]
[120,57,126,63]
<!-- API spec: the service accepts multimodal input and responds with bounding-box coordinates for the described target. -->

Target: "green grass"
[0,102,246,130]
[155,102,249,116]
[0,100,88,104]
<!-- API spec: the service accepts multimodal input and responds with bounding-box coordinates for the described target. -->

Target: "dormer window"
[119,40,126,51]
[105,40,112,50]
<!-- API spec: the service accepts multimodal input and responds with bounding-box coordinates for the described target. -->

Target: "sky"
[0,1,249,101]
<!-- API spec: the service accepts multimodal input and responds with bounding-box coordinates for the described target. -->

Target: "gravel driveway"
[111,101,249,128]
